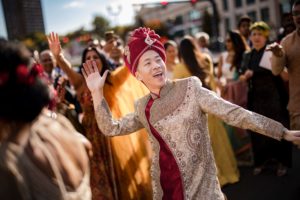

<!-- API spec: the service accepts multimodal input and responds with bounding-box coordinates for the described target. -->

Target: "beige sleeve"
[192,77,285,140]
[94,98,144,136]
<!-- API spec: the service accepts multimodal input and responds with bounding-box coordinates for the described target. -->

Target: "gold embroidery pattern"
[94,76,285,200]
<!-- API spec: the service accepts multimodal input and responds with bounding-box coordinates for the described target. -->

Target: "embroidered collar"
[150,79,173,100]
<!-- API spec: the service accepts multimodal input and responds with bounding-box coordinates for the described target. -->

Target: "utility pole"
[208,0,219,41]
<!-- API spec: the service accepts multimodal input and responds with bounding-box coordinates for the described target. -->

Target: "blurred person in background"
[240,21,292,176]
[40,50,58,83]
[109,38,125,68]
[0,40,91,199]
[268,0,300,131]
[277,13,296,42]
[195,32,213,59]
[40,49,82,132]
[102,31,122,70]
[238,15,252,46]
[87,38,101,49]
[163,40,179,79]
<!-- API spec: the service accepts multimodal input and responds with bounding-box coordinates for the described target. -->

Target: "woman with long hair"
[217,30,249,87]
[163,40,179,79]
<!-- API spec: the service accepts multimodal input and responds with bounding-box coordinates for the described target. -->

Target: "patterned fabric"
[95,77,285,200]
[145,97,184,200]
[173,55,241,186]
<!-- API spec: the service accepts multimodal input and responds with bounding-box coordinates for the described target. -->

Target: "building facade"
[217,0,292,40]
[135,0,292,41]
[135,1,212,39]
[2,0,45,40]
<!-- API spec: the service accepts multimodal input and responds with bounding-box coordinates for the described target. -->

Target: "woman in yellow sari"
[173,36,239,186]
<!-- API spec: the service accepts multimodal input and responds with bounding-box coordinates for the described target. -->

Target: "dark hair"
[228,30,248,71]
[293,0,300,7]
[164,40,177,50]
[81,47,110,74]
[0,41,50,122]
[178,36,210,88]
[80,47,111,84]
[238,15,252,27]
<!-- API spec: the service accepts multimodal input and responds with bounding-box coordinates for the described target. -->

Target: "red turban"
[124,27,166,74]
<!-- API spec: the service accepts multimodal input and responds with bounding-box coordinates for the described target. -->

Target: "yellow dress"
[173,60,239,186]
[104,66,153,199]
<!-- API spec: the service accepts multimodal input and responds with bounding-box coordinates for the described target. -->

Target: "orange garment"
[104,66,152,199]
[80,66,152,199]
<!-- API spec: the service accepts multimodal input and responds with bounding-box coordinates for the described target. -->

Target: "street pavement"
[222,147,300,200]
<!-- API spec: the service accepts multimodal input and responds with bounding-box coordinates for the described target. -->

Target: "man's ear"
[135,71,142,81]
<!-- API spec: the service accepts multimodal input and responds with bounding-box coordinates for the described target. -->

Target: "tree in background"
[22,32,47,52]
[92,15,110,37]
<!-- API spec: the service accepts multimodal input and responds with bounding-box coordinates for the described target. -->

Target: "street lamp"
[107,4,122,26]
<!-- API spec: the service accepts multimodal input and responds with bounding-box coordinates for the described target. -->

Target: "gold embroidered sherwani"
[95,76,286,200]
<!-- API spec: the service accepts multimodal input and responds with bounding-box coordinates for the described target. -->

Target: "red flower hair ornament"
[0,63,44,87]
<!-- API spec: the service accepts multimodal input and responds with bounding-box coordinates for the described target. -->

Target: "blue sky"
[0,0,155,38]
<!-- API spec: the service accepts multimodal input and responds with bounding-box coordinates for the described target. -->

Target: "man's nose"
[153,63,162,70]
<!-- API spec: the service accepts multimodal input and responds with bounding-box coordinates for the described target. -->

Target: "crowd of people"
[1,1,300,199]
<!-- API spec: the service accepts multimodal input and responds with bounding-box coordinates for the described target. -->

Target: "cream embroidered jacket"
[95,76,285,200]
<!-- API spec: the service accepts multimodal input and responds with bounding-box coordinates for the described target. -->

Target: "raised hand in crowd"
[47,32,83,89]
[266,42,284,57]
[47,32,62,57]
